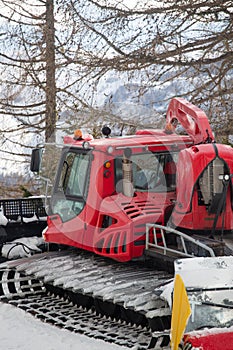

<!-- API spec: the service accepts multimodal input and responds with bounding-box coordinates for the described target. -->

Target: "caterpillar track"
[0,249,172,349]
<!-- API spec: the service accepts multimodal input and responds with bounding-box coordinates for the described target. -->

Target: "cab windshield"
[50,148,91,222]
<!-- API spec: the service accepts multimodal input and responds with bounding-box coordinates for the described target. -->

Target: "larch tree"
[1,0,233,139]
[62,0,233,139]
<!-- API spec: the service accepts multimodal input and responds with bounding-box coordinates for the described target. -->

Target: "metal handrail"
[145,223,215,258]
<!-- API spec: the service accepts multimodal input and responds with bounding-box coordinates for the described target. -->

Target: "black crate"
[0,197,47,222]
[0,197,48,242]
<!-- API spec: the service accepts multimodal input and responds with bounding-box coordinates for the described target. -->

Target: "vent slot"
[123,200,161,219]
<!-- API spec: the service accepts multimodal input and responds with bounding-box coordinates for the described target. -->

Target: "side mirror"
[30,148,42,172]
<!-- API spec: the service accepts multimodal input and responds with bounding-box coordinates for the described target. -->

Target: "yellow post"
[170,274,192,350]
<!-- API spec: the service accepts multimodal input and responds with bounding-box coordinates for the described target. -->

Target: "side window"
[163,153,177,189]
[58,151,89,197]
[66,154,89,196]
[133,153,162,190]
[114,152,178,193]
[59,153,75,192]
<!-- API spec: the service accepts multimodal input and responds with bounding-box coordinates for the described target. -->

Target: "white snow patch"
[160,280,174,308]
[0,303,127,350]
[174,256,233,289]
[22,214,40,223]
[0,207,8,226]
[187,325,233,338]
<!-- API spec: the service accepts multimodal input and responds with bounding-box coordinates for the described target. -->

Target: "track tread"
[0,250,172,348]
[6,293,153,348]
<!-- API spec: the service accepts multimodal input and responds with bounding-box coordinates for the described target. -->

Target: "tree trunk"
[45,0,56,142]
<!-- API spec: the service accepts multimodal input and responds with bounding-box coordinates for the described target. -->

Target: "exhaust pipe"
[122,148,134,197]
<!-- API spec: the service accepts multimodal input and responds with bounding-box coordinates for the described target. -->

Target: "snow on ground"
[0,236,136,350]
[0,237,130,350]
[0,302,128,350]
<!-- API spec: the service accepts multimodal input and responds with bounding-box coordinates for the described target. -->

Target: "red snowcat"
[31,97,233,264]
[0,96,229,350]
